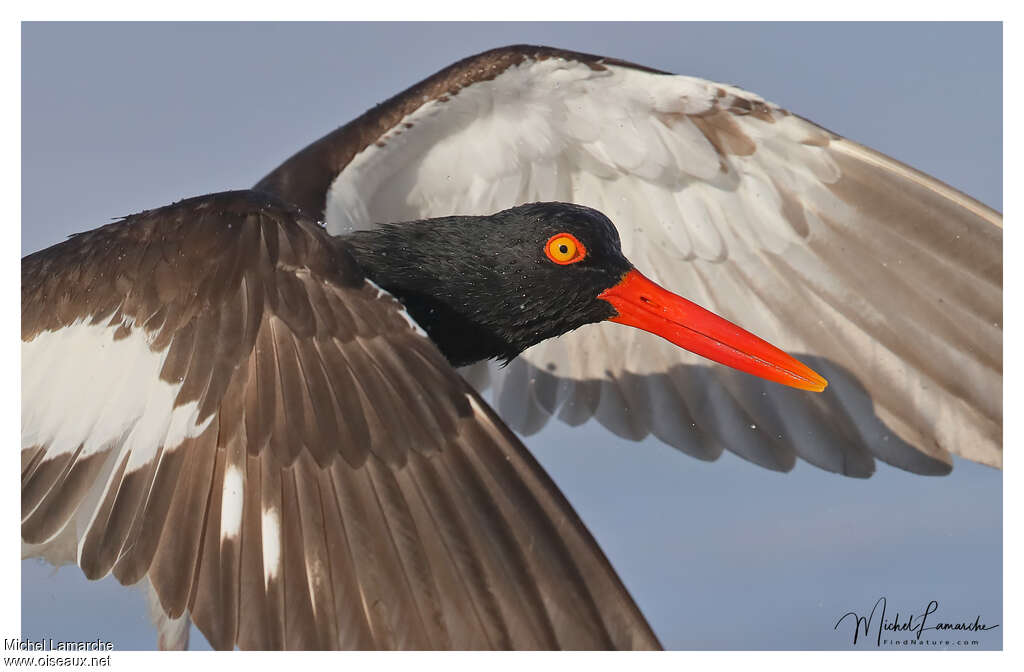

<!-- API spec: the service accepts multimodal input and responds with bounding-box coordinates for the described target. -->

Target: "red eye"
[545,233,586,265]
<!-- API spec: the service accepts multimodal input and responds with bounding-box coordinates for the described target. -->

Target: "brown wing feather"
[21,190,658,650]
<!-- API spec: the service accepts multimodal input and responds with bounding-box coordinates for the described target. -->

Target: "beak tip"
[794,367,828,393]
[803,371,828,393]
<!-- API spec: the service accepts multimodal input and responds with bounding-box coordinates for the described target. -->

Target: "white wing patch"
[220,464,244,540]
[329,60,717,234]
[22,317,214,467]
[261,506,281,583]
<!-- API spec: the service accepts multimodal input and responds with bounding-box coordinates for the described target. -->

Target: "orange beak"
[598,270,827,392]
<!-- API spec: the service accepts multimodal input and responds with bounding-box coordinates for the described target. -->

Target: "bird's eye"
[545,233,586,265]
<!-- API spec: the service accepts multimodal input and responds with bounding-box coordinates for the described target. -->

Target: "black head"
[342,202,633,366]
[342,201,829,392]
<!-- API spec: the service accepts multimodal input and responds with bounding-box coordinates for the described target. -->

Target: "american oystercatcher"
[21,44,1001,650]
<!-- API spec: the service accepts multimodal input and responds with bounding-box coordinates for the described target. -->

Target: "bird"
[21,42,1001,650]
[22,191,827,649]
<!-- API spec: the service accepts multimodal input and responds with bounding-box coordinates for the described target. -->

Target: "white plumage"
[317,54,1000,475]
[22,320,210,466]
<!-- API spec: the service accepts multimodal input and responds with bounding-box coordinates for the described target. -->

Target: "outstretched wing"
[256,45,1002,477]
[21,190,658,650]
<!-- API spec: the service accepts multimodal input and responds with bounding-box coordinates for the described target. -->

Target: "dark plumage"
[21,187,824,650]
[344,202,631,366]
[21,190,666,651]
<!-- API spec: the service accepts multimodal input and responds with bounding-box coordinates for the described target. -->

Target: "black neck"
[340,218,534,366]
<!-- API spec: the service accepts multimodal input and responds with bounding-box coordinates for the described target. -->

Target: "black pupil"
[559,244,569,254]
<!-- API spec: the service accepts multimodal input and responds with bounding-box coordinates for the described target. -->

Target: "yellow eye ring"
[545,233,586,265]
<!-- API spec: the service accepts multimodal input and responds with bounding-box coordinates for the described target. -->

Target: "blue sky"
[21,22,1002,650]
